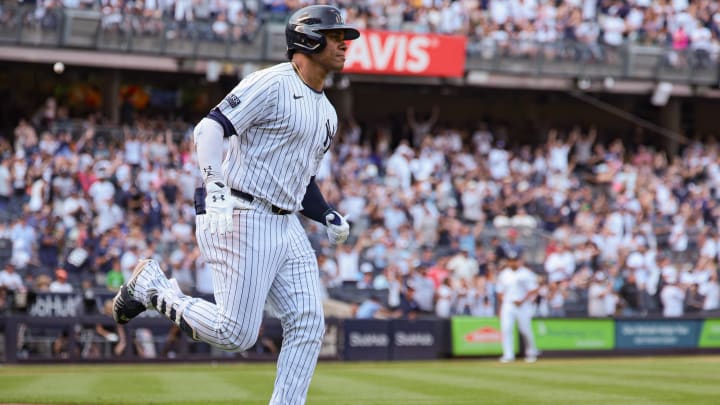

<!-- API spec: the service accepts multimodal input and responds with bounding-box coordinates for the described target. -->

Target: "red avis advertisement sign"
[343,30,467,78]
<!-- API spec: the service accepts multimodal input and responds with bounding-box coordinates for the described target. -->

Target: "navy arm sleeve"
[207,108,236,138]
[300,177,333,225]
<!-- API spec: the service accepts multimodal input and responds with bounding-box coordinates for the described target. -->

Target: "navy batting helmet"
[285,5,360,59]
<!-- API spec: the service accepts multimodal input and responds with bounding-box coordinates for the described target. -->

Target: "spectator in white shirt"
[657,254,678,287]
[699,231,717,261]
[669,215,689,253]
[385,143,413,191]
[88,170,116,210]
[435,278,454,318]
[0,263,25,292]
[588,272,611,317]
[488,142,510,180]
[660,276,685,317]
[447,249,479,283]
[336,237,365,287]
[547,128,573,174]
[544,242,576,282]
[0,160,12,210]
[700,270,720,312]
[49,269,74,293]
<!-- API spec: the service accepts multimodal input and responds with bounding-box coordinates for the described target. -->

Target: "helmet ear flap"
[287,25,326,58]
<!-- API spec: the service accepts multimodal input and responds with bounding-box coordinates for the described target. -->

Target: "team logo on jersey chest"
[322,119,335,153]
[225,94,241,108]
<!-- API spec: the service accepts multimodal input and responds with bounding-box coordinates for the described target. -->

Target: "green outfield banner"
[698,319,720,348]
[532,319,615,350]
[451,316,516,356]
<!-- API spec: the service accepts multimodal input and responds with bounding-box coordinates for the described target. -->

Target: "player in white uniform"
[496,250,540,363]
[112,6,359,405]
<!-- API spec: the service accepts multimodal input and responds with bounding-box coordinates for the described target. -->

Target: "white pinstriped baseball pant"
[179,208,324,405]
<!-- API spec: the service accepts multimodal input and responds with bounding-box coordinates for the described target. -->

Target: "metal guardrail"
[467,39,720,85]
[1,4,718,85]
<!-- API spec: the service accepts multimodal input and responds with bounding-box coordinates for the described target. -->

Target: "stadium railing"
[0,4,717,86]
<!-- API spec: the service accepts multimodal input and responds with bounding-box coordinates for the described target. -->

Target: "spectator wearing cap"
[49,269,73,293]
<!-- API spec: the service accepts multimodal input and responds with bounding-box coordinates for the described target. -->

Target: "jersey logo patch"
[293,94,304,100]
[322,119,335,153]
[225,94,241,108]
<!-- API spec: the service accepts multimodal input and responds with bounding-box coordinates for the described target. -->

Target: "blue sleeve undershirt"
[301,177,333,224]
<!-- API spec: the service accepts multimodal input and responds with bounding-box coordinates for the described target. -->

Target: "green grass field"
[1,356,719,404]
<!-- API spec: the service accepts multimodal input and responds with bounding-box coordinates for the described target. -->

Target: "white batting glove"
[325,210,350,245]
[204,181,235,235]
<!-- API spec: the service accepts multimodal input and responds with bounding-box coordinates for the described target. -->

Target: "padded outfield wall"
[3,292,720,363]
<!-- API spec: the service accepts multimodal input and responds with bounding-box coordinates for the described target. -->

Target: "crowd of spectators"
[1,97,720,322]
[4,0,720,63]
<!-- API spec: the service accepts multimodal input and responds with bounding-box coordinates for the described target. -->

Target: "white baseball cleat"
[499,357,515,363]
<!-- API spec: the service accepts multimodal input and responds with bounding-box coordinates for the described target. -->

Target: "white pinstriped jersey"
[216,62,338,211]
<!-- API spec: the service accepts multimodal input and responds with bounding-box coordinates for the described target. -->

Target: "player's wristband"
[194,187,207,215]
[323,209,342,225]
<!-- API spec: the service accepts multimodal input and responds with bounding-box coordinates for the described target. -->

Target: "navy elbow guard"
[207,108,236,138]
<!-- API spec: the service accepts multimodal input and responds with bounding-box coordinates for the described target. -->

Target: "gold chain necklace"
[291,62,308,85]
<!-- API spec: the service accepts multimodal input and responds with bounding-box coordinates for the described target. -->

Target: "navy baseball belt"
[231,189,292,215]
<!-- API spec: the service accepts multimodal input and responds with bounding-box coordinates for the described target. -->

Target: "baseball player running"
[112,6,358,404]
[496,250,540,363]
